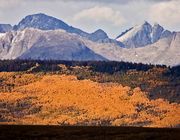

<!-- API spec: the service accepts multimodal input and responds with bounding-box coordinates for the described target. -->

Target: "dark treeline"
[0,59,168,74]
[0,60,36,72]
[165,65,180,77]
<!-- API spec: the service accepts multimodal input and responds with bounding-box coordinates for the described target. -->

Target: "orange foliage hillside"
[0,73,179,127]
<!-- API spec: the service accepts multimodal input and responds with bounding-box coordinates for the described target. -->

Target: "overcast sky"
[0,0,179,38]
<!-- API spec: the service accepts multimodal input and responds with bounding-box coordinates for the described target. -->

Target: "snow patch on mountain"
[0,33,5,38]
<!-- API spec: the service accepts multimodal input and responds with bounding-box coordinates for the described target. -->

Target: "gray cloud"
[0,0,179,38]
[61,0,175,3]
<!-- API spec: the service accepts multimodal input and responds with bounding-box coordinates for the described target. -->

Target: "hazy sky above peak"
[0,0,179,38]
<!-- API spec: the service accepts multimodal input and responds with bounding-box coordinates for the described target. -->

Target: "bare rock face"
[0,29,106,61]
[116,21,172,48]
[0,24,12,33]
[13,13,116,44]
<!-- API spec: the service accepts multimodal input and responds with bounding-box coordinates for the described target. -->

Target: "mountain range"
[0,13,179,66]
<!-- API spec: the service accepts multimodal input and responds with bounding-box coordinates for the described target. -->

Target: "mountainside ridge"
[0,24,12,33]
[0,28,180,66]
[13,13,119,44]
[0,13,179,66]
[116,21,173,48]
[0,28,107,61]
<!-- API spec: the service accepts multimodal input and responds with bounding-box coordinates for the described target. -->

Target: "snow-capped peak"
[116,21,151,42]
[116,21,172,48]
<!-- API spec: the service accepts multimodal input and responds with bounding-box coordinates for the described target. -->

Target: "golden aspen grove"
[0,66,179,127]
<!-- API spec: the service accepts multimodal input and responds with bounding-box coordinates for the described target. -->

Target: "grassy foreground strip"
[0,125,179,140]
